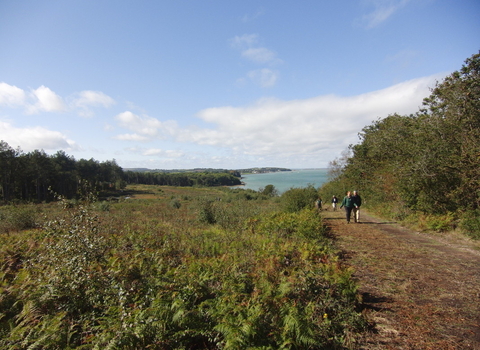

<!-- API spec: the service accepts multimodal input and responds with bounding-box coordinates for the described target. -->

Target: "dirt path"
[323,208,480,350]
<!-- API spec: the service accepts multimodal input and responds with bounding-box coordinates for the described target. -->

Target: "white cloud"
[182,74,441,165]
[0,82,26,107]
[1,83,114,117]
[27,85,66,114]
[361,0,411,28]
[0,121,78,152]
[114,111,178,140]
[70,90,116,117]
[247,69,279,88]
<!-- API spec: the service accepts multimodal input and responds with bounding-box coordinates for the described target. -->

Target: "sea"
[237,168,329,194]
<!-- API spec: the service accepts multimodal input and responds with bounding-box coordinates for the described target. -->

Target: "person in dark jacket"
[352,190,362,223]
[340,191,354,223]
[331,195,338,211]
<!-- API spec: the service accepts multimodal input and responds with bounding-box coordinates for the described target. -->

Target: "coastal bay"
[238,168,328,193]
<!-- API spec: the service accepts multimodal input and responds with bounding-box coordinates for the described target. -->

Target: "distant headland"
[122,167,292,175]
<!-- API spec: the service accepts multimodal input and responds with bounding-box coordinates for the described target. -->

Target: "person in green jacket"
[340,191,354,223]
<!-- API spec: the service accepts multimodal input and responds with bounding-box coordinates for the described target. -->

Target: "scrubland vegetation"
[0,185,366,349]
[320,52,480,239]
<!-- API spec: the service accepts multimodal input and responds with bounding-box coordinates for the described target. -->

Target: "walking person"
[340,191,354,224]
[352,190,362,223]
[331,195,338,211]
[315,197,322,212]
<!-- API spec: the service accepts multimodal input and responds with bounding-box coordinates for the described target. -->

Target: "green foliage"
[260,184,279,197]
[459,210,480,239]
[169,198,182,209]
[0,186,366,349]
[281,185,319,213]
[124,170,242,187]
[0,205,38,233]
[96,201,111,211]
[417,212,456,232]
[198,198,217,224]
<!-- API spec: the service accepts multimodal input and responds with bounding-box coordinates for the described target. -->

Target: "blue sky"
[0,0,478,169]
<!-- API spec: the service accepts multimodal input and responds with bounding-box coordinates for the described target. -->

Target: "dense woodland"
[123,170,241,187]
[320,52,480,238]
[0,147,125,202]
[0,146,241,203]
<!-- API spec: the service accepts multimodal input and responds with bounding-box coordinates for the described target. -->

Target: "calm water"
[238,169,329,194]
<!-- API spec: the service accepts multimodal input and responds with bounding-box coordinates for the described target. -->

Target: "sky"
[0,0,479,170]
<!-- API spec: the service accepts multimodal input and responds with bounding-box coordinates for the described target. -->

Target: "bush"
[198,198,217,224]
[281,185,319,213]
[169,198,182,209]
[418,213,456,232]
[460,210,480,239]
[0,205,38,233]
[97,201,111,211]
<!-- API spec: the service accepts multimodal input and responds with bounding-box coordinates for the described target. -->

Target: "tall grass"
[0,185,366,349]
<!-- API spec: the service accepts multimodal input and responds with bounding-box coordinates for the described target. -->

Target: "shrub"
[281,185,319,213]
[460,209,480,239]
[198,198,217,224]
[97,200,111,211]
[418,213,456,232]
[169,198,182,209]
[0,205,38,233]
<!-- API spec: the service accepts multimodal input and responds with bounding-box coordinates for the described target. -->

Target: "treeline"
[0,142,242,203]
[239,167,291,174]
[123,170,242,187]
[321,52,480,237]
[125,167,242,178]
[0,144,125,203]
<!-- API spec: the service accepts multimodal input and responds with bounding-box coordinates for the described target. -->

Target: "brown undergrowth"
[323,207,480,350]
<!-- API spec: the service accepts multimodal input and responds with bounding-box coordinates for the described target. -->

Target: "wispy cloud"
[241,8,265,23]
[230,34,281,65]
[70,90,116,117]
[230,34,282,87]
[126,147,185,158]
[247,69,279,88]
[361,0,411,28]
[0,121,78,152]
[230,34,259,49]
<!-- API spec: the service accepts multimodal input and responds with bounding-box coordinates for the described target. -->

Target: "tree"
[0,141,21,202]
[419,52,480,211]
[260,184,278,197]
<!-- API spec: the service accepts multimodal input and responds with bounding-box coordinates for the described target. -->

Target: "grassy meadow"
[0,185,366,349]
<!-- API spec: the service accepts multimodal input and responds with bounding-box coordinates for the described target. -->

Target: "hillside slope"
[323,208,480,349]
